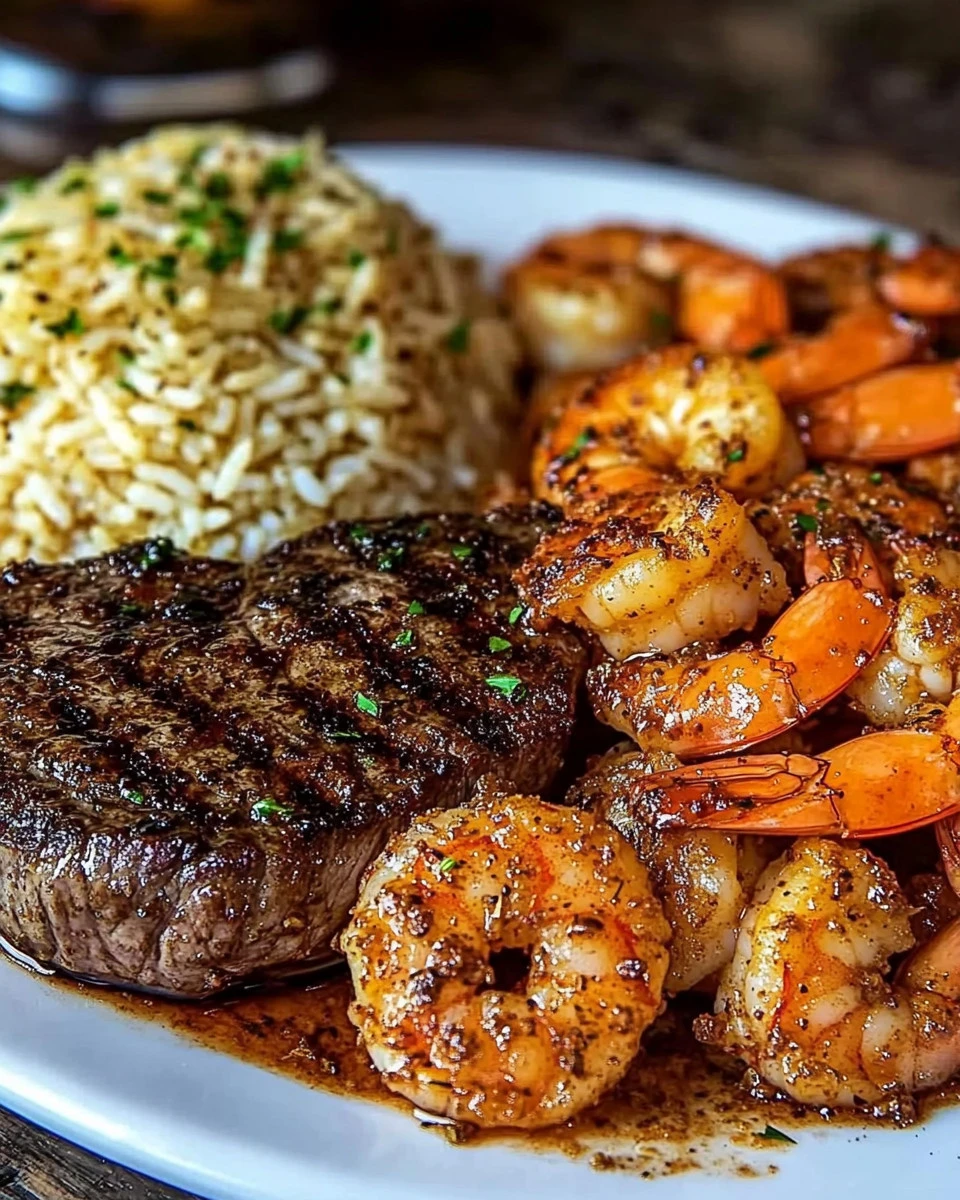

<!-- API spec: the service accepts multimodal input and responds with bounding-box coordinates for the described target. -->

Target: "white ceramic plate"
[0,146,948,1200]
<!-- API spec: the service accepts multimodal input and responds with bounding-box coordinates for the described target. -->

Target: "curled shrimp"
[589,533,893,757]
[696,838,960,1108]
[755,304,927,402]
[779,243,893,327]
[572,745,777,993]
[878,244,960,316]
[516,479,789,659]
[533,345,802,507]
[340,793,670,1129]
[503,226,674,371]
[798,360,960,462]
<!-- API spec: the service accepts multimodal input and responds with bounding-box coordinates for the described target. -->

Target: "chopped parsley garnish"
[560,427,593,464]
[794,512,818,534]
[444,320,470,353]
[142,189,171,206]
[107,242,135,266]
[726,446,746,463]
[45,308,84,338]
[141,254,178,281]
[0,228,45,243]
[204,243,245,274]
[439,856,459,874]
[746,340,776,360]
[347,248,367,269]
[251,796,292,821]
[119,602,143,616]
[351,329,374,354]
[60,176,87,195]
[256,149,305,198]
[94,202,120,218]
[330,729,361,741]
[377,545,406,571]
[649,308,673,338]
[816,497,829,512]
[10,177,36,195]
[451,544,473,560]
[485,673,526,700]
[269,306,311,336]
[488,636,511,653]
[137,536,176,570]
[870,231,892,253]
[122,787,145,805]
[407,599,425,616]
[204,172,233,201]
[394,629,414,648]
[355,691,380,717]
[868,470,883,484]
[349,522,372,542]
[317,296,343,316]
[117,378,138,395]
[272,228,304,253]
[758,1125,797,1145]
[0,382,34,411]
[117,347,136,364]
[178,418,198,432]
[508,604,525,625]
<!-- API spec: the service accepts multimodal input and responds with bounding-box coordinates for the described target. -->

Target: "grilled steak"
[0,507,584,997]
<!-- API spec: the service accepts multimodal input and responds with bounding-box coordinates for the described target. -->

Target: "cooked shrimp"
[340,793,671,1129]
[756,305,927,402]
[798,361,960,462]
[589,533,892,756]
[516,479,789,659]
[779,243,893,327]
[610,692,960,839]
[878,244,960,316]
[696,839,960,1107]
[533,345,802,506]
[504,226,674,371]
[906,448,960,507]
[573,746,777,993]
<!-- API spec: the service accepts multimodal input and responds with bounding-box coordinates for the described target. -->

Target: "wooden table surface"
[2,1,960,1195]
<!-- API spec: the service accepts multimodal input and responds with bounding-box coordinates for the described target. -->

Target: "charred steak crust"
[0,506,585,997]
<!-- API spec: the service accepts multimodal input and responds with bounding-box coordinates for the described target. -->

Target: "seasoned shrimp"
[504,226,674,371]
[533,345,802,507]
[516,479,789,659]
[756,304,927,402]
[589,533,892,756]
[878,244,960,316]
[696,839,960,1107]
[906,448,960,508]
[573,746,777,993]
[340,793,671,1129]
[779,243,893,327]
[798,361,960,462]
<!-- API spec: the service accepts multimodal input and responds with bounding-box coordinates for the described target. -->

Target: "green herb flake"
[355,691,380,718]
[10,177,36,195]
[163,284,179,307]
[137,536,176,570]
[407,599,426,616]
[94,202,120,218]
[560,427,593,464]
[868,470,883,484]
[141,254,178,281]
[178,418,198,432]
[45,308,84,338]
[816,497,830,512]
[485,673,526,700]
[870,231,892,253]
[794,512,819,535]
[256,149,306,198]
[758,1125,797,1145]
[0,382,34,411]
[377,545,406,571]
[117,347,136,364]
[122,787,145,805]
[488,636,511,653]
[107,241,135,266]
[272,228,304,253]
[349,522,372,543]
[269,305,311,336]
[351,329,374,354]
[439,856,459,874]
[119,602,143,617]
[746,341,777,360]
[726,446,746,463]
[204,243,246,275]
[347,248,367,269]
[143,189,172,206]
[451,544,473,560]
[117,377,138,395]
[0,228,45,244]
[60,176,87,196]
[330,729,361,741]
[204,172,233,201]
[317,296,343,316]
[251,796,292,821]
[508,604,525,626]
[393,629,414,648]
[444,320,471,353]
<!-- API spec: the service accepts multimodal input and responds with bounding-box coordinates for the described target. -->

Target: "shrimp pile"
[342,223,960,1134]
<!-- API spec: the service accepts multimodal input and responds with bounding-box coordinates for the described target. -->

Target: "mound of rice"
[0,125,520,562]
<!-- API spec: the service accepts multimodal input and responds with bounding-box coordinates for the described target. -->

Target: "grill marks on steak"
[0,508,585,996]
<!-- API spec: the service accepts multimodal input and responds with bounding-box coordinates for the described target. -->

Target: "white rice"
[0,124,520,562]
